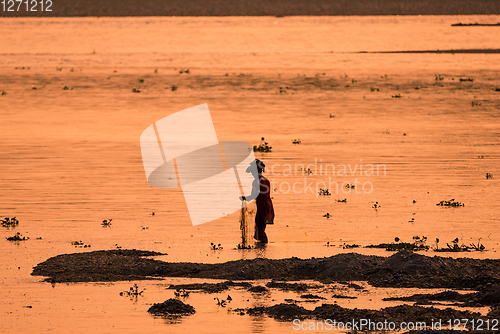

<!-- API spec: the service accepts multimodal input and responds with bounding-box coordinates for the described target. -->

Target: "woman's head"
[255,159,265,174]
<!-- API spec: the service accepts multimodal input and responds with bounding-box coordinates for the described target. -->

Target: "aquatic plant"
[436,199,464,207]
[323,213,331,219]
[436,238,486,252]
[6,232,29,242]
[214,295,232,307]
[298,167,313,175]
[210,242,223,250]
[1,217,19,228]
[102,219,112,227]
[318,188,331,196]
[253,137,272,152]
[386,236,429,252]
[486,173,492,179]
[174,289,190,298]
[71,240,91,248]
[279,86,289,94]
[120,283,144,297]
[236,243,254,249]
[292,139,301,144]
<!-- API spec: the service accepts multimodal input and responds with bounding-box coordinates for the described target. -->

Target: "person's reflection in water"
[241,159,274,244]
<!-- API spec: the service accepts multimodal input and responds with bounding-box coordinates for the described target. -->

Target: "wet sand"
[1,0,500,17]
[2,15,500,333]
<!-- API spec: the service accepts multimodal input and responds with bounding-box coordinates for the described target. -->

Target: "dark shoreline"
[1,0,500,17]
[31,249,500,290]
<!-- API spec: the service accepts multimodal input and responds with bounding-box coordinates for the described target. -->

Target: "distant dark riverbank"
[1,0,500,17]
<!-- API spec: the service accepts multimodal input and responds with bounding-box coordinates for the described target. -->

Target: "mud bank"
[32,249,500,290]
[246,303,498,327]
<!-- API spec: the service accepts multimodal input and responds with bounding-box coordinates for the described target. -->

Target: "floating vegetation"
[6,232,29,242]
[236,243,254,249]
[298,167,313,175]
[486,173,492,179]
[102,219,112,227]
[372,201,381,209]
[343,243,360,249]
[132,88,141,93]
[292,139,301,144]
[120,283,144,297]
[2,217,19,228]
[391,93,402,98]
[435,238,486,252]
[323,213,331,219]
[179,69,190,74]
[174,289,190,298]
[253,137,272,152]
[460,77,473,82]
[386,236,429,252]
[210,242,223,250]
[71,240,91,248]
[436,199,464,207]
[335,198,347,203]
[278,86,289,94]
[318,188,331,196]
[214,295,232,307]
[170,85,178,91]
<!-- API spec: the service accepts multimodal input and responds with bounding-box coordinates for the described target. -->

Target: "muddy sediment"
[247,303,499,326]
[147,299,195,316]
[32,249,500,291]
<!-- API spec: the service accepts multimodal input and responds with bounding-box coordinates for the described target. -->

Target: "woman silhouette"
[241,159,274,243]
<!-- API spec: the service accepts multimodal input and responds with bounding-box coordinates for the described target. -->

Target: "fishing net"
[239,200,256,246]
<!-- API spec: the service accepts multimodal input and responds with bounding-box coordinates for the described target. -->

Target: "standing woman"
[242,159,274,243]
